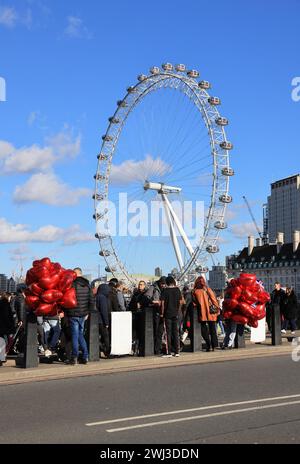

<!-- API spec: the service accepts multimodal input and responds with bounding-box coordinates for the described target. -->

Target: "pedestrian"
[160,276,184,358]
[96,284,110,358]
[282,287,298,335]
[144,276,167,355]
[221,319,244,349]
[128,281,148,355]
[217,292,225,337]
[42,311,62,357]
[108,278,120,313]
[65,267,95,365]
[193,276,220,352]
[270,282,286,331]
[0,292,16,365]
[116,281,127,311]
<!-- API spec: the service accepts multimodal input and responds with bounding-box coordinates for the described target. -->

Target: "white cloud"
[0,6,32,29]
[0,217,93,245]
[0,6,17,27]
[46,132,80,159]
[110,155,172,185]
[64,16,90,38]
[13,172,91,206]
[229,222,261,239]
[0,130,81,174]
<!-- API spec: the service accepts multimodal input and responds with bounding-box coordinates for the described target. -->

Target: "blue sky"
[0,0,299,279]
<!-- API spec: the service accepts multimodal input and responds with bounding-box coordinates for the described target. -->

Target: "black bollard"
[87,311,100,362]
[15,312,39,368]
[141,308,154,357]
[234,324,246,349]
[271,303,282,346]
[190,307,202,352]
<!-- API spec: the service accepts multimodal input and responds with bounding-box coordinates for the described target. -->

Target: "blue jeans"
[70,317,88,360]
[43,319,61,350]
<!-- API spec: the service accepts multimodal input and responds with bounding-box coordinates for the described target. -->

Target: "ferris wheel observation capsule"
[198,80,211,89]
[138,74,147,82]
[162,63,173,71]
[208,96,221,105]
[219,194,233,203]
[97,153,108,160]
[206,245,220,253]
[99,250,111,257]
[108,117,120,124]
[150,66,160,74]
[220,141,233,150]
[105,266,116,273]
[215,117,228,126]
[187,69,199,78]
[102,135,113,142]
[127,86,137,93]
[117,100,128,107]
[222,167,235,176]
[214,221,227,229]
[175,64,186,72]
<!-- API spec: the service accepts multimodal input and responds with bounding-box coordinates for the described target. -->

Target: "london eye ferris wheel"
[93,63,234,285]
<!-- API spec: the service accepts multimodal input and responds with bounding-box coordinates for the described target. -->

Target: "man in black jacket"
[66,268,95,365]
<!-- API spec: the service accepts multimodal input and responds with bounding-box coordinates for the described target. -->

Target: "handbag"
[205,288,219,315]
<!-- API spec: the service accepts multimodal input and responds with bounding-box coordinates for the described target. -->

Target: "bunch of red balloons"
[25,257,78,317]
[222,273,270,328]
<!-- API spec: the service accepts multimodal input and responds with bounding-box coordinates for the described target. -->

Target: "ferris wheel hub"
[143,181,181,194]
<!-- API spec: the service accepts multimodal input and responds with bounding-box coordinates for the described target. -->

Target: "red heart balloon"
[254,303,266,320]
[25,295,40,310]
[64,269,77,280]
[58,275,74,293]
[222,310,233,319]
[35,303,58,317]
[26,269,36,286]
[257,291,270,304]
[32,266,50,280]
[32,260,41,267]
[240,288,258,305]
[248,318,258,328]
[231,314,249,325]
[238,301,256,318]
[29,282,43,296]
[39,273,60,290]
[60,287,77,309]
[41,289,63,304]
[40,257,52,269]
[223,298,239,311]
[239,273,257,287]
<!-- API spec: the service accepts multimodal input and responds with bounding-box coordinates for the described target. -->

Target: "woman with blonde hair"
[193,276,220,351]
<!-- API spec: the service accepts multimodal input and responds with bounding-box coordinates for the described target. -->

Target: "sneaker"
[174,353,180,357]
[81,359,88,365]
[69,357,78,365]
[44,349,52,357]
[162,354,172,358]
[291,331,296,335]
[38,346,45,354]
[281,329,286,334]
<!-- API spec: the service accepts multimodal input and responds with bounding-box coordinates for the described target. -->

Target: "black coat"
[271,289,286,312]
[0,299,15,336]
[108,285,119,313]
[128,289,148,311]
[282,292,298,319]
[66,277,95,317]
[96,284,110,326]
[13,293,26,324]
